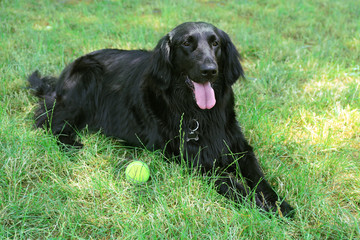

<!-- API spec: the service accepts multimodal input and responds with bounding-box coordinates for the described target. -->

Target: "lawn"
[1,0,359,239]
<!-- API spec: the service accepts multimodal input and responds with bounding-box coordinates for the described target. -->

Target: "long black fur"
[28,22,294,217]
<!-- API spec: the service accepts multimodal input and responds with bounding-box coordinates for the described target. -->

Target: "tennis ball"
[125,161,150,183]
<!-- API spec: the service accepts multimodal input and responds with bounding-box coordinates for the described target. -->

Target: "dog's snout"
[200,64,218,79]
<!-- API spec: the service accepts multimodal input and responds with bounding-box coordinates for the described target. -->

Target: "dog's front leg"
[236,147,294,217]
[212,173,270,212]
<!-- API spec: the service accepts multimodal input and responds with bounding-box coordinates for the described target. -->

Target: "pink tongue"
[192,81,216,109]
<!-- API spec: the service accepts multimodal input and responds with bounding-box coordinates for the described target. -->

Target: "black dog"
[28,22,294,217]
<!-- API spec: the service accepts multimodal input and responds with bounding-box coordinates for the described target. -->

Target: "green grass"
[1,0,359,238]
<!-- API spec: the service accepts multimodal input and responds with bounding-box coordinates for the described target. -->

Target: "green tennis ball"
[125,161,150,183]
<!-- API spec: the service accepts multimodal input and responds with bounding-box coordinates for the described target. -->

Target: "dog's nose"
[200,64,218,79]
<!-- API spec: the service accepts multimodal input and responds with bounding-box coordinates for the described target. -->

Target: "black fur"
[28,22,294,217]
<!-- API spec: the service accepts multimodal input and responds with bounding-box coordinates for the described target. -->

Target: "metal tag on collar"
[186,119,199,142]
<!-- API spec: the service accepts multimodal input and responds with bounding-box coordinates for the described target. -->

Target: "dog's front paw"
[277,200,295,218]
[255,193,295,218]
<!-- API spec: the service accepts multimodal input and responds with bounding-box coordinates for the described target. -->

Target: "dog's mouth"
[186,77,216,110]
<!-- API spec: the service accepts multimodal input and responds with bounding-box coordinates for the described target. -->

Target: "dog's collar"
[186,119,199,142]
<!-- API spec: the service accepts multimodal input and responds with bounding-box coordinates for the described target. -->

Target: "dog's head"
[147,22,244,110]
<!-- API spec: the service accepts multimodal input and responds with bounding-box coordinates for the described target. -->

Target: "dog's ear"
[146,34,173,90]
[219,30,244,85]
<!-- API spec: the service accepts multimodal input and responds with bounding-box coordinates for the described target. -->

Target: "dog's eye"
[212,41,219,47]
[182,41,191,47]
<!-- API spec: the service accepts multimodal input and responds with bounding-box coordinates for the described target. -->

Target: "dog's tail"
[27,70,57,98]
[27,70,59,130]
